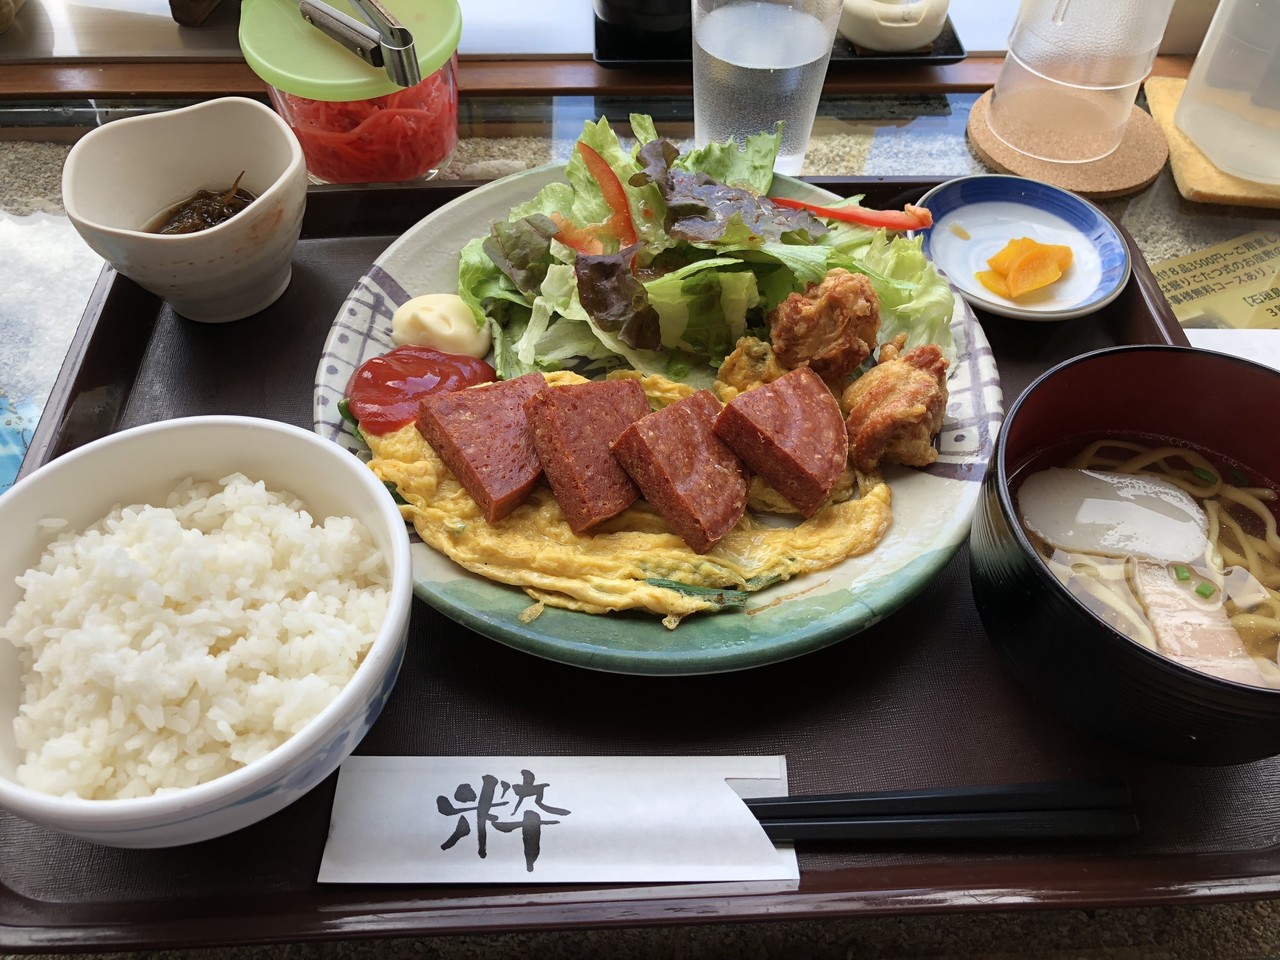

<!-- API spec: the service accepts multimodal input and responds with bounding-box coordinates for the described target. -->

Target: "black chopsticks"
[745,778,1139,842]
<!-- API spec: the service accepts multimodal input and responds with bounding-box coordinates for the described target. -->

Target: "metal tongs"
[299,0,422,88]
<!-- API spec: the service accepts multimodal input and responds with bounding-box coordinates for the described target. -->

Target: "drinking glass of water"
[692,0,843,175]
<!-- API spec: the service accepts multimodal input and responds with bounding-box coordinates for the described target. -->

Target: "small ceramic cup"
[62,97,307,323]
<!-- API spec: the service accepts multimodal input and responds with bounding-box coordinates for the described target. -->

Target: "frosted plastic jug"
[987,0,1176,163]
[1174,0,1280,184]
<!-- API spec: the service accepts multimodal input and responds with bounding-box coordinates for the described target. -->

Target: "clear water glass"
[692,0,843,175]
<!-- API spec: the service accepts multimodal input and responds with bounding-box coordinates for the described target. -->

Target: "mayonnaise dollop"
[390,294,491,359]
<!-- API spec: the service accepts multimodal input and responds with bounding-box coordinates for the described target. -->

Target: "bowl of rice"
[0,416,413,847]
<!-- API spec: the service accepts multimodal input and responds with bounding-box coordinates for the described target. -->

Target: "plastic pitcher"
[1174,0,1280,184]
[987,0,1177,163]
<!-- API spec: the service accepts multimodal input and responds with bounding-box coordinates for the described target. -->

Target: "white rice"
[1,473,391,800]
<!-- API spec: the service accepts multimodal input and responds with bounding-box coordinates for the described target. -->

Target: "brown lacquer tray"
[16,178,1276,955]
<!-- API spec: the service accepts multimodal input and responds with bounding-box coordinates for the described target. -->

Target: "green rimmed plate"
[313,166,1003,675]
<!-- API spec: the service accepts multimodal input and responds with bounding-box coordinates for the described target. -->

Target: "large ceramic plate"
[918,175,1131,322]
[314,167,1003,675]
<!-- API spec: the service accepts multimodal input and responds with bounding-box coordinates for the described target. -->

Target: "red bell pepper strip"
[771,196,934,231]
[576,141,638,246]
[549,212,605,255]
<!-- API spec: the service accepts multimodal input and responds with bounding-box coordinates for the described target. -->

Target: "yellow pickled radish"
[985,237,1039,274]
[975,269,1011,298]
[1006,247,1063,298]
[977,237,1073,300]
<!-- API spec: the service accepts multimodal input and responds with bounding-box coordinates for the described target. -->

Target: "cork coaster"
[966,89,1168,199]
[1144,75,1280,209]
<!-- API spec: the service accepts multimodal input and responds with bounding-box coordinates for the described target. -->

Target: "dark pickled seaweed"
[148,172,256,235]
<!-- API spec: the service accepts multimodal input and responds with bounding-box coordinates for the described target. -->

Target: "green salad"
[457,114,955,384]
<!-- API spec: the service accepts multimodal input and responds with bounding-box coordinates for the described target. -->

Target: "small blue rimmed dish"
[918,175,1131,322]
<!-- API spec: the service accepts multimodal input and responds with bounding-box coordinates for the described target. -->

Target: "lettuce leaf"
[533,316,618,371]
[492,313,533,379]
[462,113,955,382]
[629,113,660,147]
[643,258,759,362]
[569,117,668,249]
[515,262,667,379]
[631,138,826,247]
[482,214,559,297]
[675,122,783,196]
[857,232,957,365]
[574,245,662,350]
[458,235,532,330]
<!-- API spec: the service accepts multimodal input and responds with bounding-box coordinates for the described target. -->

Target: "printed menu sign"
[318,755,800,884]
[1152,231,1280,329]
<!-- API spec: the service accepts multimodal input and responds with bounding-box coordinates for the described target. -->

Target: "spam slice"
[525,378,651,534]
[416,372,548,523]
[714,366,847,518]
[611,389,747,554]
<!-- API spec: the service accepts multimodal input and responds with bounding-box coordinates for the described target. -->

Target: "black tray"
[15,179,1269,958]
[593,14,966,70]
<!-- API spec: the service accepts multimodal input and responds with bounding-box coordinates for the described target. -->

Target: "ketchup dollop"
[344,344,496,435]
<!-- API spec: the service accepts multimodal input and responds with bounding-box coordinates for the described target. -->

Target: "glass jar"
[240,0,461,184]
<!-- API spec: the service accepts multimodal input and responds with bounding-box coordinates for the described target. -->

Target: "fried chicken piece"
[714,335,790,403]
[842,340,949,472]
[769,268,881,387]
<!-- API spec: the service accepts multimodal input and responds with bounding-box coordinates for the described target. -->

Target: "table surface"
[4,78,1280,959]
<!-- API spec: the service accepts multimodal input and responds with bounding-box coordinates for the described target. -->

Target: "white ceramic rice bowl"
[0,416,413,847]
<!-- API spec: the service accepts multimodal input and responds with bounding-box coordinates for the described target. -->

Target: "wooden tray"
[15,178,1273,955]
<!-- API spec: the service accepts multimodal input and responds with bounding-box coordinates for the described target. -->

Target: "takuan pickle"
[147,172,256,235]
[975,236,1073,299]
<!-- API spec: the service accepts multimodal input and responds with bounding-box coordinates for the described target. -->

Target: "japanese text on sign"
[1152,231,1280,328]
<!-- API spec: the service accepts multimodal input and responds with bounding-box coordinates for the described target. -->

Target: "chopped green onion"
[646,578,749,609]
[1173,564,1191,581]
[745,573,784,592]
[1229,467,1251,486]
[337,398,365,444]
[1192,467,1218,483]
[1195,581,1216,599]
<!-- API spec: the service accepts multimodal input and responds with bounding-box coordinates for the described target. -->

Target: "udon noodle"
[1022,438,1280,688]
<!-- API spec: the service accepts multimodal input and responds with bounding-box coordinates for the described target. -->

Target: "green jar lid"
[240,0,461,103]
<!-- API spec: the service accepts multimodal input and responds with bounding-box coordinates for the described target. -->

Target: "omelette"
[364,370,893,629]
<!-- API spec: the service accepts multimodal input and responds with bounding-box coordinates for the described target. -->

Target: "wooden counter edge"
[0,55,1193,101]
